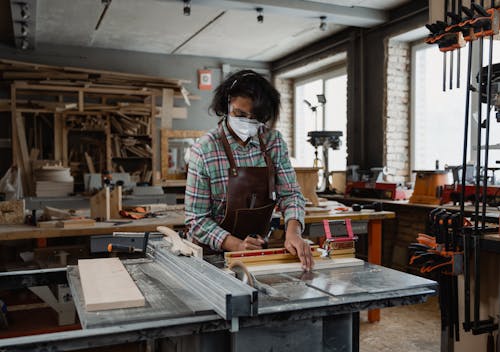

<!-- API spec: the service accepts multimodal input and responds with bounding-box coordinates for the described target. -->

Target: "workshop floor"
[360,296,440,352]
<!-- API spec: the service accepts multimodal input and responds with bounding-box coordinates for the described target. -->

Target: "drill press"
[307,131,343,192]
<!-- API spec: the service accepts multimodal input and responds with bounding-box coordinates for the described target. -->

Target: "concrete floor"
[360,296,440,352]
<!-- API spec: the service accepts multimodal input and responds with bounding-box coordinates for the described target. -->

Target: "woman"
[185,70,313,271]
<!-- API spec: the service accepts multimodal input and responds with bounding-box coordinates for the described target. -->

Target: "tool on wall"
[409,208,464,346]
[424,0,500,343]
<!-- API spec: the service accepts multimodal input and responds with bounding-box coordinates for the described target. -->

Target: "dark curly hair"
[210,69,281,125]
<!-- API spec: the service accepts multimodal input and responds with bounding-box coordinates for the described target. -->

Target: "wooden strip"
[15,113,33,195]
[161,88,174,129]
[78,258,145,312]
[78,90,84,112]
[160,128,169,181]
[56,219,96,228]
[14,82,155,96]
[54,113,62,160]
[3,72,89,80]
[84,152,96,173]
[244,258,364,275]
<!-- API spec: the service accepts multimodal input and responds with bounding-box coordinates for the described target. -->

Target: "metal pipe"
[461,39,474,331]
[457,0,463,88]
[481,4,494,229]
[443,0,449,92]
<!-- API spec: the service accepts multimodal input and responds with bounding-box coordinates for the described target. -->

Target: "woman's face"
[229,96,255,120]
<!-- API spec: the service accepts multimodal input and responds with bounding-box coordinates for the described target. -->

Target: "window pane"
[294,79,323,167]
[325,74,348,171]
[481,39,500,171]
[413,45,468,170]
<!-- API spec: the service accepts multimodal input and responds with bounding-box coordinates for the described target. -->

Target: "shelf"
[118,134,152,138]
[112,157,152,160]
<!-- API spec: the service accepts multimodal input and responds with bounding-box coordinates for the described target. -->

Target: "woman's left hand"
[284,220,314,271]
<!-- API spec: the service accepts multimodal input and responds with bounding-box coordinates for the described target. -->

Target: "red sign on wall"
[198,69,212,90]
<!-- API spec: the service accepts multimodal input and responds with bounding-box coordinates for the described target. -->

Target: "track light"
[21,39,29,50]
[256,7,263,23]
[319,16,327,31]
[20,3,30,20]
[183,0,191,16]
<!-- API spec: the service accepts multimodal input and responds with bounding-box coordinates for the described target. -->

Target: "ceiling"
[18,0,412,62]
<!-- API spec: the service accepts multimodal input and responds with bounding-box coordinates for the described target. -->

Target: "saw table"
[0,238,437,352]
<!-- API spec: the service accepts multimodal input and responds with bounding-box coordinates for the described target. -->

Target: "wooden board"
[295,167,320,206]
[90,186,122,220]
[37,218,96,228]
[78,258,145,312]
[0,199,25,224]
[245,257,364,275]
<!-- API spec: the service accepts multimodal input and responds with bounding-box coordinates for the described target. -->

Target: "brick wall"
[273,77,294,152]
[385,40,411,183]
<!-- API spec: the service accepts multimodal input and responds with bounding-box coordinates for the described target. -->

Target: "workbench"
[0,209,395,323]
[0,238,437,352]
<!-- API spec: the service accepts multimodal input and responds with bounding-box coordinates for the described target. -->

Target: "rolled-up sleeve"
[273,132,306,232]
[185,144,230,250]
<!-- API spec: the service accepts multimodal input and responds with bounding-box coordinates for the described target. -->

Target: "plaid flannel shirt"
[185,121,305,251]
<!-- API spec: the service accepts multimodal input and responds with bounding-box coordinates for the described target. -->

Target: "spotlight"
[183,0,191,16]
[319,16,327,31]
[20,3,30,20]
[20,23,29,37]
[256,7,263,23]
[21,39,29,50]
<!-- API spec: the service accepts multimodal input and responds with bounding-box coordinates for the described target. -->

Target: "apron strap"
[218,121,238,176]
[257,128,276,201]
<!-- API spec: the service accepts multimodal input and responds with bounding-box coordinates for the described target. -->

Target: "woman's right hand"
[238,235,265,251]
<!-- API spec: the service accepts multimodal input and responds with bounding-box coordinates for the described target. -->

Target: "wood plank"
[150,95,158,185]
[161,128,169,181]
[244,257,364,275]
[3,72,89,80]
[78,258,145,312]
[161,88,174,129]
[56,218,96,228]
[78,90,84,112]
[84,152,96,173]
[15,113,33,196]
[54,113,62,160]
[14,82,155,96]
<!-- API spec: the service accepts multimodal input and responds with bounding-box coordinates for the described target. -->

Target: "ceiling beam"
[9,0,37,50]
[161,0,388,27]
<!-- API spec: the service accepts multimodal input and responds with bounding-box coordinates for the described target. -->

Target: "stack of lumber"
[110,114,150,136]
[0,58,191,97]
[34,165,74,197]
[113,136,152,158]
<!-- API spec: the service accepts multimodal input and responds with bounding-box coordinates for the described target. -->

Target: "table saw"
[0,238,437,352]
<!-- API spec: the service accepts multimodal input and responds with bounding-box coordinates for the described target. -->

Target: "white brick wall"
[273,77,294,152]
[385,40,410,183]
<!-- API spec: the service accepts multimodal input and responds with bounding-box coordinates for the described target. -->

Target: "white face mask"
[227,115,261,141]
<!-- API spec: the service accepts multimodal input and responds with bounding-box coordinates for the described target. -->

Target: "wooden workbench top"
[0,212,185,241]
[303,210,395,224]
[324,194,500,213]
[0,209,395,242]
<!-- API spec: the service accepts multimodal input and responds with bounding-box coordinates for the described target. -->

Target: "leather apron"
[218,122,276,240]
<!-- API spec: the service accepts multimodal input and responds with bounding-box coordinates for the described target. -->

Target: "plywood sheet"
[78,257,145,312]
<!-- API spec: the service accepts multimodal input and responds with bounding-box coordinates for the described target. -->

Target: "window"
[412,39,500,174]
[293,67,348,172]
